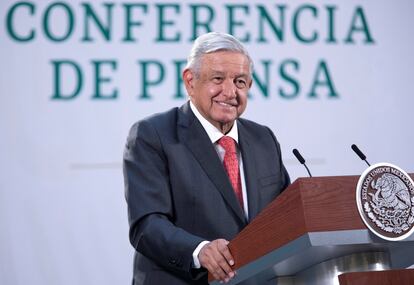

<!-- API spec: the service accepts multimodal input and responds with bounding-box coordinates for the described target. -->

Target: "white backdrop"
[1,0,413,284]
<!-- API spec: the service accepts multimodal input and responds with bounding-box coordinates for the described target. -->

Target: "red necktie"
[218,136,244,210]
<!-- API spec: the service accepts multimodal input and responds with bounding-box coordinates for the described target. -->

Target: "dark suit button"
[169,259,177,265]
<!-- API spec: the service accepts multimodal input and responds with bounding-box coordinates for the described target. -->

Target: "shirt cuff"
[192,241,210,269]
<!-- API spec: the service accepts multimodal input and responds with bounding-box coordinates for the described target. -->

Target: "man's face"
[183,51,252,134]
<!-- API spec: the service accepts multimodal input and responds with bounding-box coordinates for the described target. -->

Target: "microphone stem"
[304,164,313,178]
[364,159,371,167]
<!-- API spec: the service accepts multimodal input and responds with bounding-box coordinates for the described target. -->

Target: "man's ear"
[182,68,194,95]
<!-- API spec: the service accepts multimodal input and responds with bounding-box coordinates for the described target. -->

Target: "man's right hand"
[198,239,236,283]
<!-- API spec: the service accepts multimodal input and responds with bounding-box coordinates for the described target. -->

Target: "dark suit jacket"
[123,102,290,285]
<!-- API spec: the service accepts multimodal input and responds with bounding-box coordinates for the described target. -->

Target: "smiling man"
[123,32,290,285]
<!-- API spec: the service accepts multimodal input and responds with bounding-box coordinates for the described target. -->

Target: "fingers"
[219,240,234,267]
[198,239,236,283]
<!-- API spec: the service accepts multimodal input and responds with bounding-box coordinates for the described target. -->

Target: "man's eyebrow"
[208,70,249,77]
[209,70,225,75]
[235,73,250,78]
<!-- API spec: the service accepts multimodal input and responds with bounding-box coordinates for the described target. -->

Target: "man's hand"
[198,239,236,283]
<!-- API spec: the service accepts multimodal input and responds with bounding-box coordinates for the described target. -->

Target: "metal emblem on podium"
[356,163,414,241]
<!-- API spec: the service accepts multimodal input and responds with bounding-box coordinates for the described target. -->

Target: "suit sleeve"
[123,120,205,277]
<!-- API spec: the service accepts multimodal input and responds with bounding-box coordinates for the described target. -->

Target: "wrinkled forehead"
[199,51,251,74]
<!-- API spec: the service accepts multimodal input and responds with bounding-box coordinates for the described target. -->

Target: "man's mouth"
[215,101,237,107]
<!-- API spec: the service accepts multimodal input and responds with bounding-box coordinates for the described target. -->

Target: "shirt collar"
[189,101,239,144]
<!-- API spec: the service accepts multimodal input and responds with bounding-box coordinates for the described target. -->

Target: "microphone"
[292,149,312,177]
[351,144,371,166]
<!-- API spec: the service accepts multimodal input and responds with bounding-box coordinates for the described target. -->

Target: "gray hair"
[185,32,253,76]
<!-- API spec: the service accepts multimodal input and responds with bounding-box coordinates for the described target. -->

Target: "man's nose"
[222,79,236,98]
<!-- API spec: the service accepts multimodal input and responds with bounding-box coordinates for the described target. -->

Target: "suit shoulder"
[130,107,178,132]
[238,118,274,136]
[141,107,178,128]
[126,107,179,146]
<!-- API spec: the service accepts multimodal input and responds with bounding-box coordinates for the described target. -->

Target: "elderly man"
[123,32,290,285]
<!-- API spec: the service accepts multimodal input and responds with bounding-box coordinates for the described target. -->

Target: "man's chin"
[214,112,239,122]
[215,117,237,125]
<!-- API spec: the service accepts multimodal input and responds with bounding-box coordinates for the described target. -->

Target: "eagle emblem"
[356,163,414,241]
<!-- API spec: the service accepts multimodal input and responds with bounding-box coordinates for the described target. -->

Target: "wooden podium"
[209,175,414,285]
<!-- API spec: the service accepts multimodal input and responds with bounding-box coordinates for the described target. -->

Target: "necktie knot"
[218,136,237,154]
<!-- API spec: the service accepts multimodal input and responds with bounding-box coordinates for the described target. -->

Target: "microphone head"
[351,144,367,161]
[292,148,306,164]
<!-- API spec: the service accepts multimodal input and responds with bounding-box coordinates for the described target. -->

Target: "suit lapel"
[237,120,260,221]
[178,103,246,224]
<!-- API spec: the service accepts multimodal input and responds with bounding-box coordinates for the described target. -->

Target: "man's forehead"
[201,53,250,72]
[201,51,249,62]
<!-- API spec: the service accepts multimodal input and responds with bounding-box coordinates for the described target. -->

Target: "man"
[123,32,290,285]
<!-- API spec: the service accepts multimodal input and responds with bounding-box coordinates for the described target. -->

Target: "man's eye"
[212,77,223,83]
[235,79,247,88]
